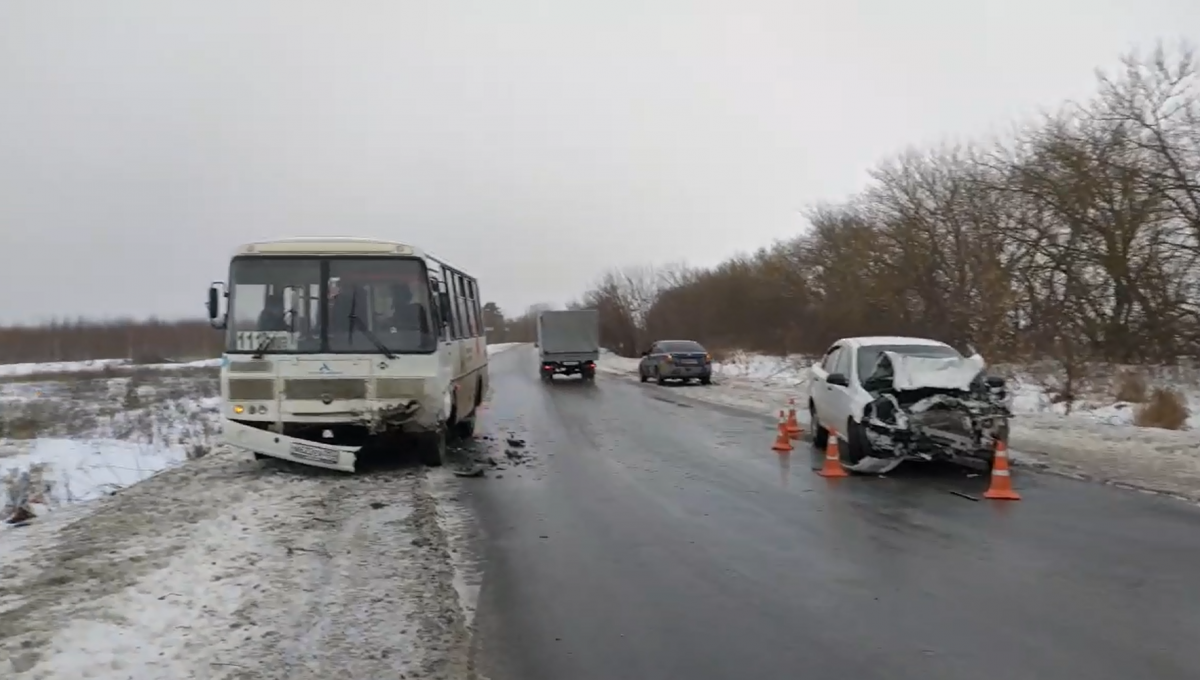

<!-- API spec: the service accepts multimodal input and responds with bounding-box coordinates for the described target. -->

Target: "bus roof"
[235,237,422,256]
[234,237,468,273]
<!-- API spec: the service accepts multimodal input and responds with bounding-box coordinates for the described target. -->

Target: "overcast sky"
[1,0,1196,324]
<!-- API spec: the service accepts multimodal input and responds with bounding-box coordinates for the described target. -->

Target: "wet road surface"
[465,345,1200,679]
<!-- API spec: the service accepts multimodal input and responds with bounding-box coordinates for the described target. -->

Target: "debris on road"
[506,436,526,448]
[950,491,980,502]
[454,466,486,478]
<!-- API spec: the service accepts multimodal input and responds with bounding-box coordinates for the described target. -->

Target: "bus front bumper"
[223,419,359,473]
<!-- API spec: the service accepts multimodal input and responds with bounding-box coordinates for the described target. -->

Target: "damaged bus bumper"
[222,400,434,473]
[223,419,361,472]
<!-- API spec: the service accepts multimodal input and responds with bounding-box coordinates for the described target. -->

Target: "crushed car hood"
[876,351,986,392]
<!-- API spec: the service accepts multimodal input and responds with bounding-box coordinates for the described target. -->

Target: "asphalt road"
[463,345,1200,679]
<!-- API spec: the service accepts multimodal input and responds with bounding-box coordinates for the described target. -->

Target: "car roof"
[656,339,705,345]
[836,336,951,349]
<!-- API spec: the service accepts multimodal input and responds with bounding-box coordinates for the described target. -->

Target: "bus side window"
[459,275,477,336]
[443,266,463,339]
[429,277,448,340]
[465,279,482,337]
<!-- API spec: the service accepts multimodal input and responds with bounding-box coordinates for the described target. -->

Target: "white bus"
[205,237,489,471]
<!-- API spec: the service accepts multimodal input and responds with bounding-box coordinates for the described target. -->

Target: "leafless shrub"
[527,42,1200,366]
[707,347,734,363]
[1115,371,1150,403]
[1134,387,1191,429]
[0,318,221,365]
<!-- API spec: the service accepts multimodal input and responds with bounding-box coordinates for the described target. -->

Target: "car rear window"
[857,344,960,383]
[659,341,705,353]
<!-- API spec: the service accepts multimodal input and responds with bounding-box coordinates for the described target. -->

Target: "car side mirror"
[641,350,650,357]
[826,372,850,387]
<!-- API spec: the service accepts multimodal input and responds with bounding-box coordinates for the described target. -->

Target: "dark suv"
[638,340,712,385]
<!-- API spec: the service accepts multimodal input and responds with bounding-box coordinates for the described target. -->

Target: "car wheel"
[839,418,872,470]
[655,369,666,385]
[810,401,828,449]
[699,375,711,385]
[639,369,648,383]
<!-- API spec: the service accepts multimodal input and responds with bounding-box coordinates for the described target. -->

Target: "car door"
[825,344,857,433]
[812,344,843,428]
[641,342,661,374]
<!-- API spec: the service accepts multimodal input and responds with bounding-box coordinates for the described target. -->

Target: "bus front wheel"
[417,430,446,467]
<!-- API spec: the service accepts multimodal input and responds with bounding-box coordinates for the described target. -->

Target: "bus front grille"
[284,379,368,401]
[227,378,275,401]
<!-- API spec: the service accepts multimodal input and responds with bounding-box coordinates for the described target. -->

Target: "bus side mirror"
[207,282,227,329]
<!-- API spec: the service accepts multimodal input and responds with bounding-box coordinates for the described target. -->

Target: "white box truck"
[537,310,600,381]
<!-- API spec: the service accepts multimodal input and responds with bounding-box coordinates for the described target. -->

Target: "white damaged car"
[808,336,1010,474]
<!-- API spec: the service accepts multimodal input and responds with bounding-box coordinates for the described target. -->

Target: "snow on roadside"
[2,366,221,525]
[597,349,814,420]
[0,357,221,378]
[1,451,473,679]
[597,349,1200,502]
[3,439,188,507]
[486,342,522,356]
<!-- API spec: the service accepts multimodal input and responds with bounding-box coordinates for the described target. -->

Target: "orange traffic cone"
[983,440,1021,500]
[785,398,803,439]
[771,411,794,452]
[818,429,849,477]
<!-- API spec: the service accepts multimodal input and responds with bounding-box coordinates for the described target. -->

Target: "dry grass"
[1115,370,1149,403]
[1,367,220,444]
[1134,388,1191,430]
[707,347,735,363]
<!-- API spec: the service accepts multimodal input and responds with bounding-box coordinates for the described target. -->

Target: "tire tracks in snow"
[0,450,476,679]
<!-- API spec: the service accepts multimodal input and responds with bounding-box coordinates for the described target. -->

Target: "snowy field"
[0,350,518,679]
[597,349,1200,503]
[2,362,221,524]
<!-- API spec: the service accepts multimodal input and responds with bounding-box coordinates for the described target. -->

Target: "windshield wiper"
[251,309,295,359]
[251,334,274,359]
[347,287,397,360]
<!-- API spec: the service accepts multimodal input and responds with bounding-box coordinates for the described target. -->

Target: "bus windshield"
[327,258,436,354]
[227,257,436,354]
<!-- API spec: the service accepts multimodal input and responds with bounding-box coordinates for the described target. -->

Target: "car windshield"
[226,257,436,354]
[857,343,961,385]
[659,341,706,353]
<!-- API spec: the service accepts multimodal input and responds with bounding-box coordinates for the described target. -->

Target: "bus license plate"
[289,441,341,465]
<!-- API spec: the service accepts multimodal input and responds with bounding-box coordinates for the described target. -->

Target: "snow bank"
[2,439,188,507]
[1,450,473,679]
[597,349,814,417]
[486,342,522,356]
[597,349,1200,502]
[1,367,220,525]
[0,357,221,378]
